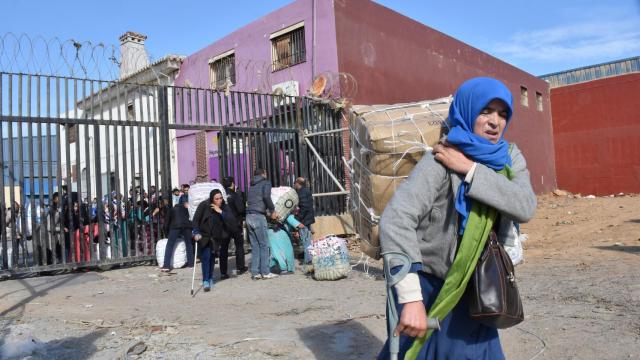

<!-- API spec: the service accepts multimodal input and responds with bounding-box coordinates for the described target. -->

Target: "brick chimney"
[119,31,150,79]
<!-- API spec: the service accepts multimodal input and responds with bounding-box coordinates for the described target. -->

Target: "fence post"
[158,86,172,199]
[297,98,309,180]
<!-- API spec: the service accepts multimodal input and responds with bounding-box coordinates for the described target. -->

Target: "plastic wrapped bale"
[270,186,299,222]
[309,236,350,281]
[348,97,452,259]
[188,182,227,220]
[155,238,188,268]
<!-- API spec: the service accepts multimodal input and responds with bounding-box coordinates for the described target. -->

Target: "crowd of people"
[2,172,316,283]
[157,170,315,291]
[2,182,194,264]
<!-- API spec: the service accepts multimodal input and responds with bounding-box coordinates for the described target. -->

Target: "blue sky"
[1,0,639,76]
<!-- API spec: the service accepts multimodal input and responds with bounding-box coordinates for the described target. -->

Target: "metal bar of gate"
[84,79,94,263]
[45,76,55,265]
[105,81,114,260]
[94,80,106,262]
[36,75,47,265]
[62,78,71,264]
[28,75,40,266]
[0,74,6,270]
[7,74,18,268]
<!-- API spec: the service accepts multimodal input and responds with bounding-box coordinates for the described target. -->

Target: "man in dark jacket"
[294,177,315,229]
[294,177,315,263]
[245,169,279,280]
[161,195,193,271]
[222,176,248,274]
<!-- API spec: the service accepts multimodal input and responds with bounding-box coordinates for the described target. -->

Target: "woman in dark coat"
[160,195,193,272]
[192,189,238,291]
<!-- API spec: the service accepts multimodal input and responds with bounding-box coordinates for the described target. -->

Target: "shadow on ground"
[1,329,107,360]
[0,272,105,354]
[297,319,383,359]
[593,245,640,254]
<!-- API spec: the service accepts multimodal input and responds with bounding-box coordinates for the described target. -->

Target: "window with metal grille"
[271,27,306,71]
[209,53,236,90]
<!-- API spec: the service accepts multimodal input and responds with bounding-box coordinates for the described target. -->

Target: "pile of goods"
[348,97,452,259]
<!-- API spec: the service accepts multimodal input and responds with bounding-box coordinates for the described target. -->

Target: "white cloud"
[493,18,640,62]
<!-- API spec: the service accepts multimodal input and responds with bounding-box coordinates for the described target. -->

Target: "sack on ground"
[308,236,350,281]
[188,182,227,220]
[271,187,299,222]
[155,238,187,268]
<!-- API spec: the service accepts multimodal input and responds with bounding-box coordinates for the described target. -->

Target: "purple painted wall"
[173,0,339,185]
[177,136,197,184]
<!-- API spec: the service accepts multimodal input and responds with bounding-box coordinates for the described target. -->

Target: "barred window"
[271,26,306,71]
[209,52,236,90]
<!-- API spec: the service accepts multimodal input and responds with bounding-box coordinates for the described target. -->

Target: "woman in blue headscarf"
[378,77,537,359]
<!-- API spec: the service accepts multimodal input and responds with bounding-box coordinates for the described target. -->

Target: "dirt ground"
[1,194,639,359]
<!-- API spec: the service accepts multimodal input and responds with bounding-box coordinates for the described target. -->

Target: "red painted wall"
[333,0,556,193]
[551,73,640,195]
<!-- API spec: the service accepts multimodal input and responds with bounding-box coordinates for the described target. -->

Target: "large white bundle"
[0,247,12,268]
[308,236,350,281]
[270,186,299,222]
[155,238,187,268]
[188,182,227,220]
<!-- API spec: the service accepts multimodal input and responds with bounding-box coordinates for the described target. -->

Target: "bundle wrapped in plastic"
[270,186,299,222]
[187,182,227,220]
[307,235,350,281]
[348,97,452,259]
[155,238,187,268]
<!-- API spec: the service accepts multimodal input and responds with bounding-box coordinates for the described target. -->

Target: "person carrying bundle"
[378,77,536,359]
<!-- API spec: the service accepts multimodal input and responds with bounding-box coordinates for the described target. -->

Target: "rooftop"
[539,56,640,88]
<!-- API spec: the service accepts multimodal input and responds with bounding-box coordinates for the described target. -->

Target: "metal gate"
[0,72,345,277]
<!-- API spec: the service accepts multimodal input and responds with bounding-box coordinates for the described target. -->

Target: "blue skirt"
[378,272,505,360]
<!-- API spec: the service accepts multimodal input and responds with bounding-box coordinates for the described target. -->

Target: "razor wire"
[0,32,175,83]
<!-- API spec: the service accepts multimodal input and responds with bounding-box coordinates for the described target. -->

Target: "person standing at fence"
[293,177,315,263]
[222,176,248,275]
[5,201,24,265]
[160,195,194,272]
[49,192,64,263]
[181,184,191,202]
[246,169,279,280]
[68,201,91,262]
[61,188,75,262]
[171,188,181,207]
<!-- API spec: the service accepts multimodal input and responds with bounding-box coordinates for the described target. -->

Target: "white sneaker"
[262,273,279,279]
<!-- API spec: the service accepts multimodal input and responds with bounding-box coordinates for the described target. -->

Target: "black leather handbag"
[467,228,524,328]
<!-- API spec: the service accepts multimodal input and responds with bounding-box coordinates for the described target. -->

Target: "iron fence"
[0,72,345,277]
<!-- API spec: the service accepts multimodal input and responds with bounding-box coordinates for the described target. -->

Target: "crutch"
[383,251,440,360]
[190,241,198,296]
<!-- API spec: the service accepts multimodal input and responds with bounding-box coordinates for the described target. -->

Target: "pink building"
[174,0,555,193]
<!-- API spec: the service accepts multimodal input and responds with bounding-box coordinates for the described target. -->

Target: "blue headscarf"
[446,77,514,234]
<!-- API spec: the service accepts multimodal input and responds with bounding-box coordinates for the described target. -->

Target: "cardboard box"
[352,204,381,259]
[351,135,425,177]
[352,160,406,216]
[350,97,451,154]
